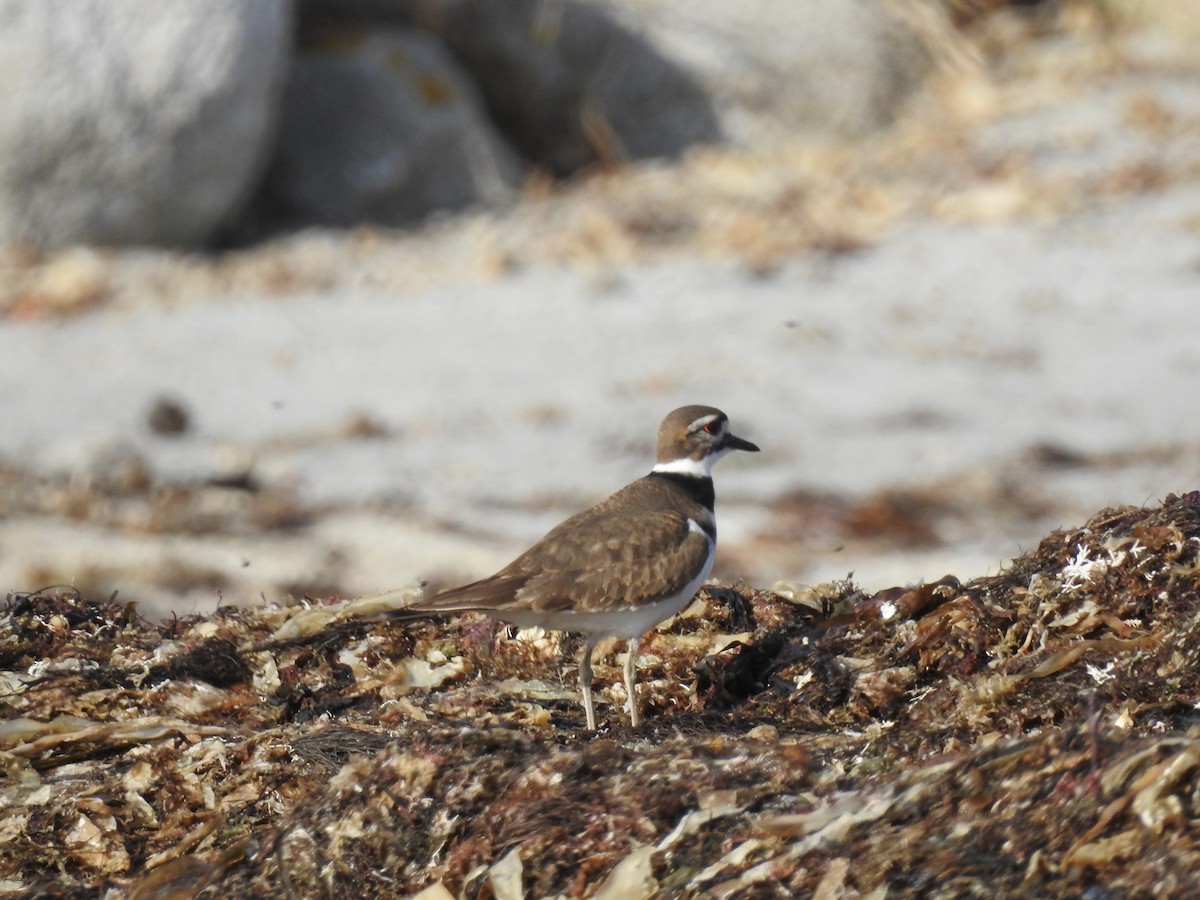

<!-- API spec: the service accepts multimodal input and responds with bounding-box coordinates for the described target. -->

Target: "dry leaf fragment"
[1029,634,1158,678]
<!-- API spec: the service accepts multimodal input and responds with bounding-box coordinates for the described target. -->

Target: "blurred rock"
[147,397,191,438]
[414,0,723,175]
[0,0,290,249]
[597,0,935,142]
[260,26,522,228]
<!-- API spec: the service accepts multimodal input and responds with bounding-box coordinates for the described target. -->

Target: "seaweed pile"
[3,497,1199,898]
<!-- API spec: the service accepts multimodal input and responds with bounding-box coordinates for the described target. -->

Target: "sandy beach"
[2,11,1199,616]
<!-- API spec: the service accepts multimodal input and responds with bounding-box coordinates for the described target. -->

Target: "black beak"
[725,433,760,453]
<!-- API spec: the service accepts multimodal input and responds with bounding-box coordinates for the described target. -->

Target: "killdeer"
[400,405,758,730]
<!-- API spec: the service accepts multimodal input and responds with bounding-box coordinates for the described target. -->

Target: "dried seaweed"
[3,496,1200,897]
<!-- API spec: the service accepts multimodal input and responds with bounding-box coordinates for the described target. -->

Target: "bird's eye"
[703,421,719,434]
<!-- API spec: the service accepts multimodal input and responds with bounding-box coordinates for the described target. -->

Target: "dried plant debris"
[4,496,1200,897]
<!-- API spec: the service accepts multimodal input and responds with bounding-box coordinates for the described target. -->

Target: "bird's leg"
[580,638,598,731]
[624,637,640,727]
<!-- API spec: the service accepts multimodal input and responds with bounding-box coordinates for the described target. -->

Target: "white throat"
[652,449,724,478]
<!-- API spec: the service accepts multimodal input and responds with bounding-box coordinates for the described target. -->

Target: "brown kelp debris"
[4,496,1200,897]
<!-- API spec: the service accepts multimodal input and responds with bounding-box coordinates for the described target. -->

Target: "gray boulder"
[261,26,522,229]
[599,0,935,142]
[0,0,291,249]
[417,0,724,176]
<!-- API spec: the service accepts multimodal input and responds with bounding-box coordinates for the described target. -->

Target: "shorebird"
[399,405,758,729]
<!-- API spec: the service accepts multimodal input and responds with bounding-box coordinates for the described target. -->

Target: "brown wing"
[412,478,713,615]
[504,508,712,614]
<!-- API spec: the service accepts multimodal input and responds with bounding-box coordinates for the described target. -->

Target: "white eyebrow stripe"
[687,414,721,434]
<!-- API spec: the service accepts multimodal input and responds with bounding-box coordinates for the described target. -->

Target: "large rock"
[260,26,522,229]
[598,0,935,142]
[0,0,290,249]
[415,0,724,176]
